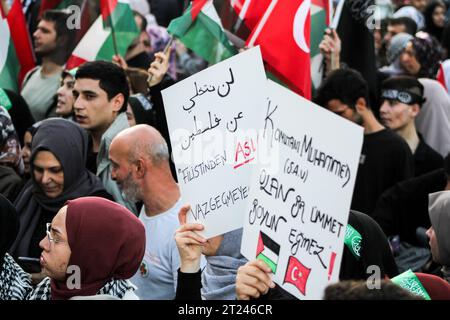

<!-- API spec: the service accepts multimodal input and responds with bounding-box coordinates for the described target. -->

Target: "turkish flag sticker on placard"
[284,255,312,296]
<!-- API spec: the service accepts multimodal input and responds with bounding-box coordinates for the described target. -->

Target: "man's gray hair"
[129,138,169,165]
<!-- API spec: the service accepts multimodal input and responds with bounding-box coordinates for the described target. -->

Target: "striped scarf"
[0,253,33,300]
[26,277,135,300]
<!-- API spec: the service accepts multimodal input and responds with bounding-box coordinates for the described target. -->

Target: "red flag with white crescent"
[283,256,311,296]
[246,0,311,99]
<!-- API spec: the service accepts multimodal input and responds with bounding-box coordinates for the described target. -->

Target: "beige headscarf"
[416,79,450,157]
[428,191,450,266]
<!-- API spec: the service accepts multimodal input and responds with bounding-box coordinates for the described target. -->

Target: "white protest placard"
[241,80,364,300]
[162,47,267,238]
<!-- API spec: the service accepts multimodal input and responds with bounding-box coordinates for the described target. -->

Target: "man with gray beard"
[109,124,181,299]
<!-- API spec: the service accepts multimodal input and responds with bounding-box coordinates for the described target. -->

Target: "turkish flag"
[247,0,311,99]
[284,256,311,296]
[231,0,271,30]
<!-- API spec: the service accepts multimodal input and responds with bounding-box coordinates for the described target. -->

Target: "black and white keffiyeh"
[0,253,33,300]
[27,277,135,300]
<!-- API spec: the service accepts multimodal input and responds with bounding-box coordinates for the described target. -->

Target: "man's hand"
[319,28,341,73]
[175,205,206,273]
[147,48,171,87]
[236,259,275,300]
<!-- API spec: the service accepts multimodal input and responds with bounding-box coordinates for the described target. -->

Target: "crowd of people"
[1,0,450,300]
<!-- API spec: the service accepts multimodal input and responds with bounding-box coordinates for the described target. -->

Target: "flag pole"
[329,0,345,70]
[232,0,252,33]
[247,0,278,47]
[110,21,119,57]
[328,0,333,25]
[330,0,345,29]
[146,0,188,87]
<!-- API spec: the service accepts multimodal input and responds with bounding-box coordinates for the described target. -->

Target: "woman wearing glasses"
[9,118,112,284]
[27,197,145,300]
[1,196,145,299]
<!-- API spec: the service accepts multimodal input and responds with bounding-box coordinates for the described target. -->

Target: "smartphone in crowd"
[17,256,41,274]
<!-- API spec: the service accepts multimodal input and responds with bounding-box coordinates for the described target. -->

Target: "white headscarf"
[128,0,157,27]
[428,191,450,266]
[393,6,425,30]
[416,79,450,157]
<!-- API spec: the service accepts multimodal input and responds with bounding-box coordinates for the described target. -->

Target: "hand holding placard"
[175,204,205,273]
[236,259,275,300]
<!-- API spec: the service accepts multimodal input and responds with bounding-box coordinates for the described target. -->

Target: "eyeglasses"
[46,223,65,245]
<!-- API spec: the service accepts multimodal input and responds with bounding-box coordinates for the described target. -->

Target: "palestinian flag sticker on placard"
[256,231,280,273]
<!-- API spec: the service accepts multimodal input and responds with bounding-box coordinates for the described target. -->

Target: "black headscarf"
[339,210,399,280]
[0,194,19,262]
[10,118,106,258]
[424,1,447,42]
[129,94,156,126]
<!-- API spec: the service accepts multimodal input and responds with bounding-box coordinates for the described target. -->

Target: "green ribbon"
[0,89,12,111]
[344,224,362,260]
[391,269,431,300]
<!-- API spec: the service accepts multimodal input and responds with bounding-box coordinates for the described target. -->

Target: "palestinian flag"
[101,0,121,28]
[66,0,139,69]
[256,231,280,273]
[168,0,238,65]
[437,60,450,95]
[7,0,36,87]
[37,1,92,53]
[0,17,20,92]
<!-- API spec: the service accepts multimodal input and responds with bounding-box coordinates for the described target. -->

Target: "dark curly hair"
[411,34,445,78]
[75,61,129,113]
